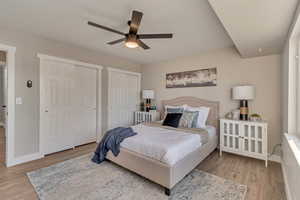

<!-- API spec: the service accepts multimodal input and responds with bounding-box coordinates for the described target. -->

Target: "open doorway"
[0,51,7,166]
[0,44,15,167]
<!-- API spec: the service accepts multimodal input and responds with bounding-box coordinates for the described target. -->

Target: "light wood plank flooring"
[0,131,285,200]
[197,151,286,200]
[0,142,98,200]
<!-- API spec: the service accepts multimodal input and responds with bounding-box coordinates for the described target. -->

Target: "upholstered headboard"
[161,96,220,129]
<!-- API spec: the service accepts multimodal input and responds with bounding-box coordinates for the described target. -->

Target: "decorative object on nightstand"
[220,118,268,167]
[225,109,240,120]
[134,110,160,125]
[249,113,262,122]
[142,90,154,112]
[224,112,233,120]
[232,85,255,121]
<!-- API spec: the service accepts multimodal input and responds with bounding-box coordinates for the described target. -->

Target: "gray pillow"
[179,110,199,128]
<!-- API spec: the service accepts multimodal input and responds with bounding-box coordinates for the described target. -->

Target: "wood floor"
[0,130,286,200]
[197,151,286,200]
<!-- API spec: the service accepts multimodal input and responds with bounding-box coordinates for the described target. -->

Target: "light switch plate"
[16,97,22,105]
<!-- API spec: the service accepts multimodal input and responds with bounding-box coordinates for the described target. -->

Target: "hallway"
[0,127,5,166]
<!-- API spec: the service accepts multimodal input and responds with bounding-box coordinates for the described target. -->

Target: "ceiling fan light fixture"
[125,40,138,48]
[125,35,138,48]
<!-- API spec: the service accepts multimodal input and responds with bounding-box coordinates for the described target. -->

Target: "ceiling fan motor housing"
[127,34,137,41]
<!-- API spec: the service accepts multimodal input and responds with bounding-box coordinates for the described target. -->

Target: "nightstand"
[134,111,160,125]
[220,119,268,167]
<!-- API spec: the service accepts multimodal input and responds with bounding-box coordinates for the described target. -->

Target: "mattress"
[120,123,216,166]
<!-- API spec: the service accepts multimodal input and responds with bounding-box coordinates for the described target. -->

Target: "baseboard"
[281,162,293,200]
[7,152,44,167]
[268,154,281,163]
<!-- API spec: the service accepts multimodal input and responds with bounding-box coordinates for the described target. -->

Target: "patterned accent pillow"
[179,111,198,128]
[186,106,210,128]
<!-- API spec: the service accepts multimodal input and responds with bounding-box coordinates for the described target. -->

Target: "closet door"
[108,69,140,130]
[72,65,97,146]
[127,73,140,124]
[40,60,75,155]
[40,60,97,155]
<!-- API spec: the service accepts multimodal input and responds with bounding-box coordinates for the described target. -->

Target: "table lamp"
[232,85,255,120]
[142,90,154,112]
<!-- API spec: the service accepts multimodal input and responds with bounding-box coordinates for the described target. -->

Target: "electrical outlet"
[16,97,22,105]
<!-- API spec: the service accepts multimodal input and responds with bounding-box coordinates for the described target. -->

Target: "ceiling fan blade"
[129,10,143,34]
[107,38,126,45]
[138,34,173,39]
[136,39,150,50]
[88,21,125,36]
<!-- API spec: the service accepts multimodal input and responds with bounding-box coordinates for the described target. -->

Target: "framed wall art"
[166,68,217,88]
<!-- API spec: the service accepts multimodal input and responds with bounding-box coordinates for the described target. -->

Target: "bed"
[106,96,219,195]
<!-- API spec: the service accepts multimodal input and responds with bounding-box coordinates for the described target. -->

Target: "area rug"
[27,154,247,200]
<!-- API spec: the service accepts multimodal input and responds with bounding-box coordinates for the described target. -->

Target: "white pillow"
[165,104,187,111]
[186,106,210,128]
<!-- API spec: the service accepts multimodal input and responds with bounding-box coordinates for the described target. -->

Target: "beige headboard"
[161,96,220,129]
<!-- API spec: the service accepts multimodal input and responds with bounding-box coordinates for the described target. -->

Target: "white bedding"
[120,124,216,166]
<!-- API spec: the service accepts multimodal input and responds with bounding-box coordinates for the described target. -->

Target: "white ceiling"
[0,0,233,64]
[208,0,299,58]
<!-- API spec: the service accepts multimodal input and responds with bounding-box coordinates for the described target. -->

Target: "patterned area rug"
[27,154,247,200]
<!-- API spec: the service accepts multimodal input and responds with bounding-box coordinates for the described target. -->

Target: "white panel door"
[40,61,97,155]
[126,73,140,125]
[72,65,97,146]
[40,60,75,155]
[108,70,140,129]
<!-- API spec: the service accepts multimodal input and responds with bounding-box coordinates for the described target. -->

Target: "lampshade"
[232,85,255,100]
[142,90,154,99]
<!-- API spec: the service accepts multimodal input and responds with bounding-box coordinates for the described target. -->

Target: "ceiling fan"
[88,10,173,50]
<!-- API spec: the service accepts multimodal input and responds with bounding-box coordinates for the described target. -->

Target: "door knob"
[45,110,49,113]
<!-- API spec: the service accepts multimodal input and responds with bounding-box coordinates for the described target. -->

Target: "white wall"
[0,28,141,159]
[142,47,281,154]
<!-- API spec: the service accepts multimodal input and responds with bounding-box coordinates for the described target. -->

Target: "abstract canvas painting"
[166,68,217,88]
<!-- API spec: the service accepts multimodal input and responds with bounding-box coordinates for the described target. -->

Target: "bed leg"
[165,188,171,196]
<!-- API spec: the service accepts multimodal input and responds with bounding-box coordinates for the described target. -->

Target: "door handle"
[45,110,49,113]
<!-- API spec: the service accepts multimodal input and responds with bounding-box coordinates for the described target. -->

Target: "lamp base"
[239,100,249,121]
[145,99,151,112]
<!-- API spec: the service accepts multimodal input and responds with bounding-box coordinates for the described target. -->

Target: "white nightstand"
[220,119,268,167]
[134,111,160,125]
